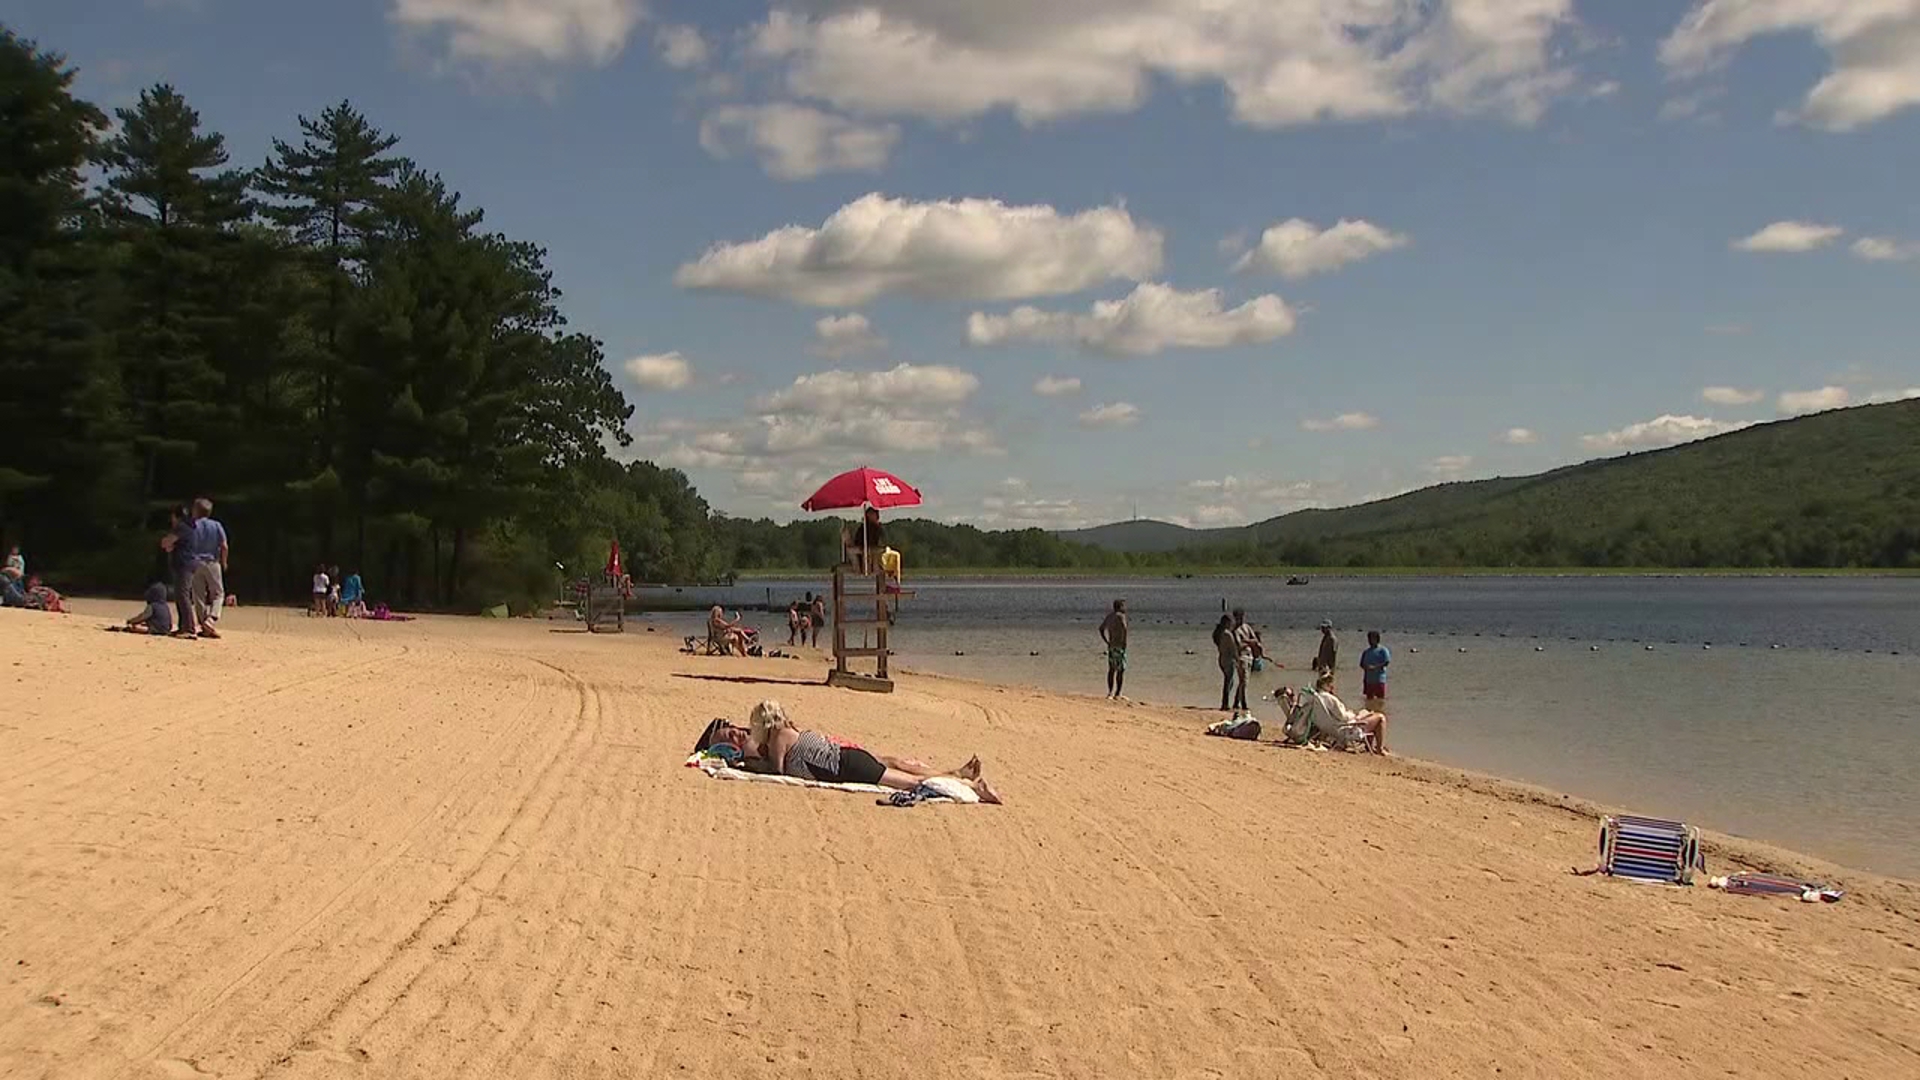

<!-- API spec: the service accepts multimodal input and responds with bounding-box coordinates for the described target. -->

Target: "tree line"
[0,27,730,611]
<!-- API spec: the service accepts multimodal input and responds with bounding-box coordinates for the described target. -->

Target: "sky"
[7,1,1920,529]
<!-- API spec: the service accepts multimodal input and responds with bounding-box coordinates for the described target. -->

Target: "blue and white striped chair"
[1595,815,1705,886]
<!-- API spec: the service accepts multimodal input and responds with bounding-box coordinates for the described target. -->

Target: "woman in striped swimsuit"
[735,701,1003,803]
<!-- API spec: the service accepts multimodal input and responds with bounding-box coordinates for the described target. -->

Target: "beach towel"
[1709,872,1843,903]
[685,752,891,795]
[878,777,981,807]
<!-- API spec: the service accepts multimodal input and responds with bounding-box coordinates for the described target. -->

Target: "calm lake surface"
[664,576,1920,880]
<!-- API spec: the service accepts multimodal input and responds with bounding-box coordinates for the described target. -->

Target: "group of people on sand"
[1,543,65,612]
[1099,597,1395,754]
[693,700,1003,804]
[309,564,367,619]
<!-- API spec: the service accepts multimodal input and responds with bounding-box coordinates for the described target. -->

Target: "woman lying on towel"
[694,701,1004,803]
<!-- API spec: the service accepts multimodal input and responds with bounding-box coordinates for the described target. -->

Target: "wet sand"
[3,602,1917,1078]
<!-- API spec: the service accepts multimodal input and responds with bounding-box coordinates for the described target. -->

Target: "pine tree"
[99,83,252,509]
[0,28,127,556]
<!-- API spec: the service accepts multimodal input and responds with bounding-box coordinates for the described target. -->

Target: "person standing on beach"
[188,498,228,638]
[1099,599,1129,700]
[1360,630,1390,713]
[162,505,197,637]
[1212,614,1237,710]
[1314,619,1338,674]
[809,593,826,646]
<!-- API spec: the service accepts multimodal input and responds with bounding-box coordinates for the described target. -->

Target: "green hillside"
[1073,400,1920,569]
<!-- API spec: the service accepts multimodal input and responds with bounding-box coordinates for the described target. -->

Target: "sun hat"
[1318,619,1334,629]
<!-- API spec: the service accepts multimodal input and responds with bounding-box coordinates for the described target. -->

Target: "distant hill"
[1055,518,1217,553]
[1057,400,1920,568]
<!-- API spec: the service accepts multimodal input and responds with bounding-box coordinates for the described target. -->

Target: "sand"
[3,601,1917,1080]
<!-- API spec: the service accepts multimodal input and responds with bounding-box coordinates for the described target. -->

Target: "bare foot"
[972,777,1003,805]
[958,755,982,780]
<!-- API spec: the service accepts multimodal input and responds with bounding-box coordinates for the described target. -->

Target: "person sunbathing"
[1305,671,1389,754]
[695,702,1003,803]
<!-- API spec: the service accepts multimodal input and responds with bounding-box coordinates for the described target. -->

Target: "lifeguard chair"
[801,467,922,694]
[579,538,633,633]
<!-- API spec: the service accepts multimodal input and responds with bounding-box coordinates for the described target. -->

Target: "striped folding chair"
[1593,815,1705,886]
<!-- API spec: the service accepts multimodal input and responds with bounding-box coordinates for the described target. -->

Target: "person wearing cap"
[1314,619,1337,675]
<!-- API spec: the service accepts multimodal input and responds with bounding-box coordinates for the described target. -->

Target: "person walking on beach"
[1099,599,1129,700]
[1360,630,1390,713]
[1314,619,1338,674]
[187,498,228,638]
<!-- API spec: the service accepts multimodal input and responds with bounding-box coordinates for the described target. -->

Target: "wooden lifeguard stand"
[827,558,911,693]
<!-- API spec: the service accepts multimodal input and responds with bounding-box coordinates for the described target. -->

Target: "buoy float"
[1458,647,1467,653]
[1703,644,1712,650]
[1534,646,1544,652]
[1645,645,1655,651]
[1590,645,1599,652]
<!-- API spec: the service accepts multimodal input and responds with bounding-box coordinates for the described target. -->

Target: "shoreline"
[737,566,1920,581]
[890,661,1917,895]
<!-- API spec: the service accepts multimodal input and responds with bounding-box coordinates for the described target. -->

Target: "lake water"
[663,576,1920,880]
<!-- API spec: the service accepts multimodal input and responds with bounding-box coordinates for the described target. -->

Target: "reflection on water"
[655,576,1920,879]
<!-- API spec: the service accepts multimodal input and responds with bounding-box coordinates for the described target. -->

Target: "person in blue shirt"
[187,498,229,639]
[1360,631,1391,713]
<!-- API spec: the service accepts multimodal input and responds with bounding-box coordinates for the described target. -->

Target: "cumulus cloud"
[1033,375,1082,397]
[978,496,1092,528]
[1499,427,1539,445]
[675,193,1163,307]
[966,283,1296,356]
[1580,414,1750,451]
[1425,455,1474,477]
[1864,387,1920,404]
[1233,218,1410,279]
[389,0,646,65]
[748,1,1583,129]
[1732,221,1844,253]
[1301,411,1380,432]
[624,352,693,391]
[1852,236,1920,261]
[1702,385,1764,405]
[1777,385,1851,415]
[1079,402,1141,429]
[810,313,886,357]
[698,103,900,180]
[1661,0,1920,131]
[655,23,708,68]
[759,362,979,417]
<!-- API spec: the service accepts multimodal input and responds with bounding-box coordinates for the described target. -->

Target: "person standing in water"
[1359,630,1390,714]
[1099,599,1129,700]
[1314,619,1338,675]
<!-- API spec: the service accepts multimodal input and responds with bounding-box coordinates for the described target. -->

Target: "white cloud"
[1233,218,1410,279]
[1079,402,1141,429]
[1702,385,1764,405]
[1732,221,1844,253]
[675,193,1163,307]
[1661,1,1920,131]
[1301,411,1380,432]
[1851,236,1920,261]
[759,362,979,417]
[624,352,693,391]
[1864,387,1920,404]
[966,283,1296,356]
[655,23,707,68]
[1000,477,1029,490]
[978,496,1091,529]
[1033,375,1082,397]
[749,1,1582,130]
[1778,385,1851,415]
[810,313,886,357]
[389,0,646,65]
[697,103,900,180]
[1580,413,1750,451]
[1425,454,1474,477]
[1499,427,1539,445]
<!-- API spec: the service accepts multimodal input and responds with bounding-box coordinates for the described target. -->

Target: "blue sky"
[8,0,1920,527]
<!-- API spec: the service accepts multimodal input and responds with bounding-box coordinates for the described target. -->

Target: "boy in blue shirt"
[1360,631,1390,713]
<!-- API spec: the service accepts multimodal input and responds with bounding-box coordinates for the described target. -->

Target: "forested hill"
[1052,399,1920,569]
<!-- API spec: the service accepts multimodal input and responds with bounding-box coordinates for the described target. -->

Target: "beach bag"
[1594,815,1704,886]
[1206,716,1262,741]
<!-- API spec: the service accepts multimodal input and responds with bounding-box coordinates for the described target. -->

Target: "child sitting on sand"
[108,583,174,635]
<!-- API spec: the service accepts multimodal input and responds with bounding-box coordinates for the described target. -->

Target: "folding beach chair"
[1592,815,1705,886]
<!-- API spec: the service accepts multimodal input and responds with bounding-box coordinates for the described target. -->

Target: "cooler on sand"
[1596,815,1705,886]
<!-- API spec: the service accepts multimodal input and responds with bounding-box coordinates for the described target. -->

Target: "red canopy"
[801,467,923,512]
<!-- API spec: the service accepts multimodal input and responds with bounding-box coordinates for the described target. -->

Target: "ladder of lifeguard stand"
[828,564,909,692]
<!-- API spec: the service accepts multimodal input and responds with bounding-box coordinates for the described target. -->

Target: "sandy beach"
[3,602,1917,1080]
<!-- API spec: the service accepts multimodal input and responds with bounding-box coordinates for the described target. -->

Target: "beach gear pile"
[1574,814,1843,902]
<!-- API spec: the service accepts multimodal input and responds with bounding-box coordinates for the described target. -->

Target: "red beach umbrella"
[801,466,923,512]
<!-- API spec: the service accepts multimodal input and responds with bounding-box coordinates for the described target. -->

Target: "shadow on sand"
[671,672,825,688]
